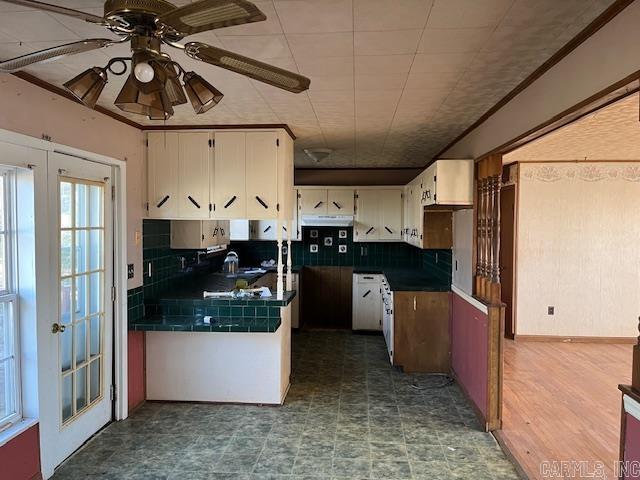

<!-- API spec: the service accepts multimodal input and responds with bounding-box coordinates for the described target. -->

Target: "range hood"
[301,215,354,227]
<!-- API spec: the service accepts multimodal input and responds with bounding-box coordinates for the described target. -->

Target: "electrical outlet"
[127,264,134,279]
[548,306,554,315]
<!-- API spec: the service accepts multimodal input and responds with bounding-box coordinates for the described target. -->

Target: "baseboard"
[493,430,530,480]
[450,368,488,431]
[514,334,636,344]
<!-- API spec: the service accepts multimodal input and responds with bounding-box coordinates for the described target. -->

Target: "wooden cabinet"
[246,131,278,219]
[352,274,383,331]
[392,291,450,373]
[420,159,473,207]
[170,219,230,249]
[423,210,453,249]
[213,131,247,219]
[147,132,180,218]
[327,189,354,215]
[301,266,353,329]
[299,189,328,215]
[355,188,403,242]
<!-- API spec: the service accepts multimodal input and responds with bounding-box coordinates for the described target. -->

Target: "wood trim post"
[286,219,292,291]
[632,316,640,390]
[277,217,283,299]
[486,303,505,431]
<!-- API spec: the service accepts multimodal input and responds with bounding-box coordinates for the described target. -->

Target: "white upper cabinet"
[246,131,278,219]
[327,189,354,215]
[178,132,211,219]
[299,189,328,215]
[379,190,403,241]
[354,188,403,242]
[214,131,247,219]
[147,132,180,218]
[420,159,473,207]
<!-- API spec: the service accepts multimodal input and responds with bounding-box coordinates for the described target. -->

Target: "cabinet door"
[148,132,179,218]
[170,220,205,249]
[413,180,424,247]
[354,190,379,241]
[246,131,278,219]
[254,220,276,240]
[379,189,403,240]
[327,189,354,215]
[178,132,211,219]
[214,131,246,219]
[353,281,382,330]
[422,164,436,207]
[434,159,473,205]
[299,189,328,215]
[229,219,249,241]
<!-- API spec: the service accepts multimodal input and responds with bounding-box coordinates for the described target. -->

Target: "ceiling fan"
[0,0,311,120]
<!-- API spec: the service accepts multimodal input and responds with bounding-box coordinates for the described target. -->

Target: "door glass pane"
[75,230,88,274]
[60,326,72,373]
[74,320,87,366]
[89,230,102,271]
[74,274,87,320]
[60,278,72,325]
[89,185,102,228]
[75,184,88,228]
[62,374,72,422]
[89,359,100,402]
[58,178,107,425]
[89,315,100,358]
[60,182,72,229]
[61,231,72,277]
[89,273,101,315]
[75,366,87,412]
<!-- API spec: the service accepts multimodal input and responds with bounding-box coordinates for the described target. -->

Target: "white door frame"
[0,129,129,478]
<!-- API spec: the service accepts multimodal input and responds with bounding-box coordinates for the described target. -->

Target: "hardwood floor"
[500,340,632,479]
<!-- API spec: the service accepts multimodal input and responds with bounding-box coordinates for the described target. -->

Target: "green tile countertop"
[129,315,281,333]
[353,267,451,292]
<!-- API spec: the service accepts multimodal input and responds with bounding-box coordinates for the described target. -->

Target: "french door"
[41,152,114,477]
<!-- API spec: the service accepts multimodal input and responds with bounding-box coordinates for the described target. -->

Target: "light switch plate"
[127,264,134,279]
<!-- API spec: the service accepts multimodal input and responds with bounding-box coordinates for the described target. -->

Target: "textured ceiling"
[0,0,616,167]
[505,94,640,162]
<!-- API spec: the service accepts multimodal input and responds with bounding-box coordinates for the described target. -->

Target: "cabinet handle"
[332,201,341,209]
[263,225,272,233]
[366,227,374,235]
[156,195,170,208]
[187,196,201,209]
[385,226,392,234]
[314,201,323,209]
[224,196,237,209]
[256,196,269,209]
[413,296,417,311]
[213,227,218,237]
[220,228,225,236]
[363,290,371,298]
[283,226,287,232]
[363,276,374,280]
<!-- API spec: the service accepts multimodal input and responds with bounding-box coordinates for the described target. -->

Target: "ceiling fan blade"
[0,0,106,24]
[157,0,266,36]
[184,42,310,94]
[0,39,114,73]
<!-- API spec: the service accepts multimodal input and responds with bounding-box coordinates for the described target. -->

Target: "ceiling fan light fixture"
[63,66,108,109]
[114,73,174,120]
[183,71,223,114]
[163,63,188,106]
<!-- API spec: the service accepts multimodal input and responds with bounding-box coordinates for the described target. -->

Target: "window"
[0,169,19,431]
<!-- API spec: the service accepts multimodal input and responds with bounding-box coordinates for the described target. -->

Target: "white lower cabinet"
[381,277,394,364]
[352,274,383,331]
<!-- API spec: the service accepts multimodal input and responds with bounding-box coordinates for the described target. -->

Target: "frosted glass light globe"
[134,62,155,83]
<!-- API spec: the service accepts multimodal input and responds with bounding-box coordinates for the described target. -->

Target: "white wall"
[452,209,474,296]
[441,2,640,160]
[515,162,640,338]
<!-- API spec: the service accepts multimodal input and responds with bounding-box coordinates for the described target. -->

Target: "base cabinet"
[391,291,450,373]
[352,274,383,331]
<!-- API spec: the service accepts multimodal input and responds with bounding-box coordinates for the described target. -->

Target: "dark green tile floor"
[52,331,519,479]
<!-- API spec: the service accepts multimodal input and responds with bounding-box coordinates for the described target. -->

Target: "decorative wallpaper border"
[521,164,640,183]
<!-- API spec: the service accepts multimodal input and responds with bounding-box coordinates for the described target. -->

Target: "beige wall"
[0,74,144,289]
[515,162,640,338]
[452,209,474,296]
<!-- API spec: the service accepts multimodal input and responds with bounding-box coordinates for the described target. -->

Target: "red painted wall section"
[624,413,640,479]
[127,331,145,411]
[0,423,41,480]
[451,291,489,418]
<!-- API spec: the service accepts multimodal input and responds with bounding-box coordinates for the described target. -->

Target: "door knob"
[52,323,66,334]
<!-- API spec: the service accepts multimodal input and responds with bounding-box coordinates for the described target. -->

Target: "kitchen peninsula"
[130,271,296,405]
